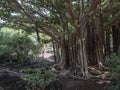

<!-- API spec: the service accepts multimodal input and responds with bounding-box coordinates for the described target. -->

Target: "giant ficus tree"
[0,0,120,79]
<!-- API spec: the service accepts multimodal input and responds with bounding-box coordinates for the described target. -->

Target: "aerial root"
[50,65,111,80]
[88,66,103,75]
[98,62,110,70]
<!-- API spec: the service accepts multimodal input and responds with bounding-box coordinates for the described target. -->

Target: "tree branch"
[65,0,75,24]
[89,0,101,16]
[6,0,35,22]
[104,13,120,29]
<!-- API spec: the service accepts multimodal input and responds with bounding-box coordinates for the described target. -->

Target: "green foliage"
[105,50,120,90]
[17,60,54,90]
[20,68,47,74]
[0,87,4,90]
[0,27,42,63]
[105,50,120,69]
[22,68,54,90]
[40,33,51,44]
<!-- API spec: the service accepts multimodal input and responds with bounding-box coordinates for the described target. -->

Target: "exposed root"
[50,65,111,80]
[98,62,110,70]
[0,69,23,77]
[90,72,111,79]
[53,61,65,70]
[69,73,84,79]
[88,66,103,75]
[84,72,90,79]
[59,70,70,77]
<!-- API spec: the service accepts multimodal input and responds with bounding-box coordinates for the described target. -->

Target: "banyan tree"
[0,0,120,79]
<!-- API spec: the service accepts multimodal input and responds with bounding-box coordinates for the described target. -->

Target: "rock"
[0,71,9,78]
[0,70,26,90]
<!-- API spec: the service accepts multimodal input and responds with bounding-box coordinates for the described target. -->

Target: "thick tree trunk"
[56,33,90,79]
[105,29,111,56]
[86,19,98,65]
[112,24,120,53]
[55,16,106,78]
[64,41,71,68]
[86,17,104,67]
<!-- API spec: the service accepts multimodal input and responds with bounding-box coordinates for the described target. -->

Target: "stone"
[0,70,26,90]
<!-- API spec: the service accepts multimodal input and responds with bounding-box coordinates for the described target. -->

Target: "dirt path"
[39,52,54,62]
[45,77,110,90]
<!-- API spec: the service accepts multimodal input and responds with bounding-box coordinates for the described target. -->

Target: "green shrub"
[0,87,4,90]
[20,68,41,74]
[19,60,54,90]
[0,27,42,64]
[22,68,54,90]
[105,50,120,90]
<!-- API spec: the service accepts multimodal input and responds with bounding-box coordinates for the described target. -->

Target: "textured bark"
[53,41,57,62]
[86,18,98,65]
[105,29,111,56]
[86,12,104,66]
[112,24,120,53]
[54,21,90,78]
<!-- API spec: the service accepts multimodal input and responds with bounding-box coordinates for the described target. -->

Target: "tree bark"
[112,24,120,53]
[105,29,111,56]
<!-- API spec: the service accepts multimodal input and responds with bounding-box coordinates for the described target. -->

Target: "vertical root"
[98,62,110,70]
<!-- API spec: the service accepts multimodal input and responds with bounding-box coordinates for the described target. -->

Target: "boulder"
[0,69,26,90]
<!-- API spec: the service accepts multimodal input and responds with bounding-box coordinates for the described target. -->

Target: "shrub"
[19,60,54,90]
[0,28,42,64]
[0,87,4,90]
[22,68,54,90]
[105,50,120,90]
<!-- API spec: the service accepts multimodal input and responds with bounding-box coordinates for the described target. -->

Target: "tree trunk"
[56,26,90,79]
[112,24,120,53]
[86,17,104,67]
[105,29,111,56]
[56,15,106,78]
[52,40,57,62]
[86,19,98,65]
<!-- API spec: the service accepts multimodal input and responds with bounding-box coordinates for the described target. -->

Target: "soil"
[0,70,26,90]
[0,62,111,90]
[45,77,110,90]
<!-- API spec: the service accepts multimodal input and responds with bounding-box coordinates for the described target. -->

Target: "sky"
[0,18,5,24]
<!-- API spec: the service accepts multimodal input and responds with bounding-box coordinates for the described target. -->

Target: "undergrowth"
[105,50,120,90]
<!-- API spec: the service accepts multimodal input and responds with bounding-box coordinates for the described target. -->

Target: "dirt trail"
[45,77,110,90]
